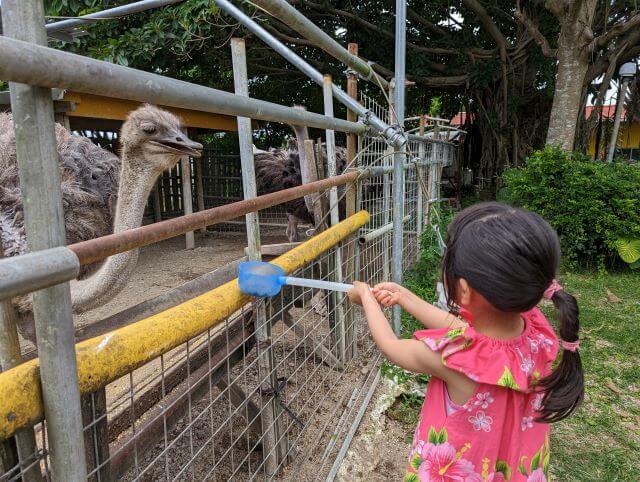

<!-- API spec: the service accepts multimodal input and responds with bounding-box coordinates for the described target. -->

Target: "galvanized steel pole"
[1,1,87,480]
[46,0,184,34]
[416,117,426,246]
[0,256,42,482]
[0,247,80,301]
[232,38,262,262]
[391,0,407,334]
[251,0,389,89]
[0,36,364,135]
[606,78,630,162]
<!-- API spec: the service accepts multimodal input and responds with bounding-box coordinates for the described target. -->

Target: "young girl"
[348,202,583,482]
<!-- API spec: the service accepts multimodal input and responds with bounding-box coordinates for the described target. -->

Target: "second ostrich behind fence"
[254,127,347,242]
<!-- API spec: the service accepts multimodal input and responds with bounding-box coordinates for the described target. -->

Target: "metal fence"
[0,0,456,480]
[0,118,454,482]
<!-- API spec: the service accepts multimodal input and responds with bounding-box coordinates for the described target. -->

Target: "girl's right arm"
[373,282,466,330]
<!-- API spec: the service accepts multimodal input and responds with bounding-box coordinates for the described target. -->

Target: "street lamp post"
[607,62,637,162]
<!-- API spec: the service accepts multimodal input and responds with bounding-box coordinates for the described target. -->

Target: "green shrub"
[499,146,640,269]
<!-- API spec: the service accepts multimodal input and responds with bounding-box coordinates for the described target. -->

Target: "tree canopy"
[41,0,640,184]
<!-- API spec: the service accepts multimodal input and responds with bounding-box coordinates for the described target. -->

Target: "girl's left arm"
[354,283,450,378]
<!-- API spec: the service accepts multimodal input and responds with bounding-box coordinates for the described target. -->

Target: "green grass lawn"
[548,272,640,481]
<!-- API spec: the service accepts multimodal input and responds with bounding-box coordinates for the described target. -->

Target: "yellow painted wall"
[588,121,640,157]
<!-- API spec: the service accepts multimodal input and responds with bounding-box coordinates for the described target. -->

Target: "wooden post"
[303,140,327,232]
[315,138,326,180]
[292,106,314,217]
[344,43,359,360]
[54,112,71,130]
[152,181,162,223]
[195,156,206,234]
[181,157,195,249]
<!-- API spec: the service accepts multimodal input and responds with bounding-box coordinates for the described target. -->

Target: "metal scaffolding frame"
[0,0,457,480]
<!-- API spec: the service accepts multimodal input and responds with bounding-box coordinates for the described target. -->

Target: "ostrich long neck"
[71,158,159,313]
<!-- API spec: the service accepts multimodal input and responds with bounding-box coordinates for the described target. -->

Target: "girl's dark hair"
[442,202,583,423]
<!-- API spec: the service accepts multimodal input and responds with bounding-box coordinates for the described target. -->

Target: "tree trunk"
[546,41,590,149]
[545,0,597,150]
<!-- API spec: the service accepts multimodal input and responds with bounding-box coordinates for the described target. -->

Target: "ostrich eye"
[142,124,157,134]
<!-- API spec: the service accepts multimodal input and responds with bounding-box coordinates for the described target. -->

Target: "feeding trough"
[238,261,355,297]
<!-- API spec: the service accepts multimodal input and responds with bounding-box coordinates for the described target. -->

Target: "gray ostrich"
[0,104,202,343]
[254,125,347,242]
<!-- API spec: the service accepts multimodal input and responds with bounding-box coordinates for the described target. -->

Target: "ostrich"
[0,104,202,343]
[253,126,348,316]
[254,125,347,242]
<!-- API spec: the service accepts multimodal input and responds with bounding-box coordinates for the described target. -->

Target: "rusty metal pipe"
[68,170,360,265]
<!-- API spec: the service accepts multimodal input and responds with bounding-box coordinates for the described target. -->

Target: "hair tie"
[561,339,580,352]
[543,279,563,299]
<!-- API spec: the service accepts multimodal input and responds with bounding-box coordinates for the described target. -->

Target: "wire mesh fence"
[0,93,455,482]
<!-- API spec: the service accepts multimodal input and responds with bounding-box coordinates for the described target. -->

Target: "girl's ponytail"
[536,288,584,423]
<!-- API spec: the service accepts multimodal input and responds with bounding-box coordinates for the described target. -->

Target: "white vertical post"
[231,37,286,475]
[181,157,195,249]
[323,75,346,364]
[2,1,87,480]
[427,123,441,222]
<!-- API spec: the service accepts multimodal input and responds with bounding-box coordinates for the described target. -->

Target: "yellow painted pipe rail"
[0,211,369,440]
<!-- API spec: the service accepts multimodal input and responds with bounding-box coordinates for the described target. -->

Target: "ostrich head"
[119,104,203,175]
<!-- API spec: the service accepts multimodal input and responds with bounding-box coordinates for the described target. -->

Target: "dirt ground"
[20,226,413,481]
[335,379,414,482]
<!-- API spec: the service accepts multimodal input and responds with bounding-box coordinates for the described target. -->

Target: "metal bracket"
[259,377,304,428]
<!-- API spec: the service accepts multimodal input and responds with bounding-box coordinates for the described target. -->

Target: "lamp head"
[619,62,636,80]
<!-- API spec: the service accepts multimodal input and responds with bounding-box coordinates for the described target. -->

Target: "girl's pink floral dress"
[406,308,558,482]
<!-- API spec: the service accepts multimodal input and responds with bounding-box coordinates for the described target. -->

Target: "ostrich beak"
[151,131,203,157]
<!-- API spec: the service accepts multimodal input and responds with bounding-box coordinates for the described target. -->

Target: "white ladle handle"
[281,277,354,293]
